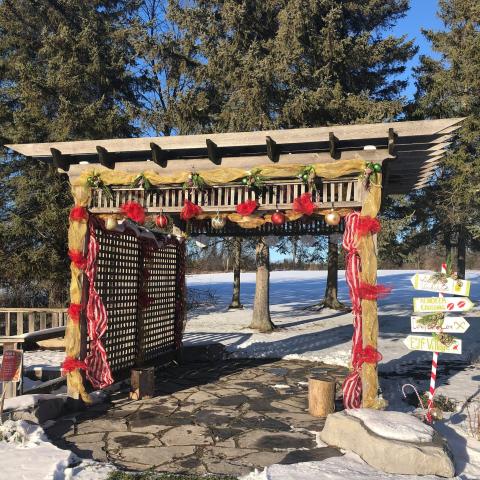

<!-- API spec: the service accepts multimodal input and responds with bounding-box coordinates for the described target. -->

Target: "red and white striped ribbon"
[342,212,363,408]
[84,224,113,389]
[426,262,446,422]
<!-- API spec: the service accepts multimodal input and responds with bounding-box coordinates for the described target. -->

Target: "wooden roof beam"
[329,132,339,159]
[206,139,221,165]
[50,147,70,172]
[388,128,397,155]
[266,136,280,163]
[150,142,168,168]
[96,146,115,169]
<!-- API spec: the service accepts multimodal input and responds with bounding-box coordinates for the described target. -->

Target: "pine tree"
[168,0,416,327]
[411,0,480,277]
[0,0,138,305]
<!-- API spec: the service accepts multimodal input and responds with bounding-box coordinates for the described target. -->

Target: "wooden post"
[308,377,335,417]
[130,367,154,400]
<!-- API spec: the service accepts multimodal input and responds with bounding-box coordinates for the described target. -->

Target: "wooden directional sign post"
[411,316,469,334]
[406,264,474,422]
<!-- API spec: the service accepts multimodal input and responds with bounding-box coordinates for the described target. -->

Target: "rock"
[237,429,315,450]
[161,425,213,446]
[11,397,65,424]
[320,410,455,478]
[118,446,195,465]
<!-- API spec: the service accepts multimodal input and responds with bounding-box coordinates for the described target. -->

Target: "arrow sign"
[411,316,470,333]
[413,297,474,313]
[410,273,471,296]
[404,335,462,355]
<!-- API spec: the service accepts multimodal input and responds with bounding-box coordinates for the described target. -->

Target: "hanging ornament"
[105,216,118,230]
[241,169,264,194]
[325,204,341,226]
[155,213,169,229]
[211,212,226,229]
[271,210,286,225]
[361,162,382,190]
[297,165,317,190]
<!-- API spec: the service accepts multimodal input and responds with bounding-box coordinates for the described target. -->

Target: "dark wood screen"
[90,225,184,381]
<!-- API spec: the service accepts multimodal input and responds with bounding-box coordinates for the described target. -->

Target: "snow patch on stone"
[346,409,434,443]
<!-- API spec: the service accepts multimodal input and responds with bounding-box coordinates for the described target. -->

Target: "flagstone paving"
[46,358,348,476]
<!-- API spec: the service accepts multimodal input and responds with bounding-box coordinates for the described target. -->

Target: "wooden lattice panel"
[91,226,182,380]
[141,246,178,362]
[94,228,140,374]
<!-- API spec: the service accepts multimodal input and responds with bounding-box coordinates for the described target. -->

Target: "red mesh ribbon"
[353,344,383,368]
[68,303,82,322]
[357,216,381,237]
[69,249,87,270]
[358,282,392,300]
[120,201,146,225]
[61,357,87,375]
[293,193,315,216]
[180,200,203,220]
[69,206,89,222]
[236,200,258,216]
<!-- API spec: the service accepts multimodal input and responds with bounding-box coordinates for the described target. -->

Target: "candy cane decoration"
[426,262,446,422]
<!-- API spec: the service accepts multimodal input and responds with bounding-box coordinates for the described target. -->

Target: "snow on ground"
[0,420,115,480]
[185,269,480,478]
[346,408,434,442]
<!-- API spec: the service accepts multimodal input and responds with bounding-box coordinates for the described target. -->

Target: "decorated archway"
[6,117,463,409]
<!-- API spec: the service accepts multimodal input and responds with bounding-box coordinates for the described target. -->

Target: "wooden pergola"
[5,117,463,408]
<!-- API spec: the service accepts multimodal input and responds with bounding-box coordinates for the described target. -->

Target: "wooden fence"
[0,308,67,337]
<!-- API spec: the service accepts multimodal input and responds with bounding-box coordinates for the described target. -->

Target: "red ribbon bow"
[357,216,381,237]
[293,193,315,216]
[67,303,82,322]
[236,200,258,216]
[353,345,383,368]
[68,249,87,270]
[69,206,89,222]
[358,282,392,300]
[120,201,146,225]
[180,200,203,220]
[61,357,87,375]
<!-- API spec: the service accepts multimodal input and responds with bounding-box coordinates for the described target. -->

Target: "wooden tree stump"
[130,367,155,400]
[308,377,336,417]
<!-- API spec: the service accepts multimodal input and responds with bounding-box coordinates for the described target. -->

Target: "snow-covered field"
[2,269,480,479]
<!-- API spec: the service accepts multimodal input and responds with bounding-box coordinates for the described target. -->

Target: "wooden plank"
[7,118,464,157]
[5,312,10,336]
[40,312,47,330]
[28,313,35,333]
[16,313,23,335]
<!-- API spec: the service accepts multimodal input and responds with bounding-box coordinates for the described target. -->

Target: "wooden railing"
[89,177,362,213]
[0,308,67,337]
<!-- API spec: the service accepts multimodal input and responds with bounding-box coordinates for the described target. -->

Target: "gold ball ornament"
[105,216,118,230]
[325,209,341,226]
[211,214,226,229]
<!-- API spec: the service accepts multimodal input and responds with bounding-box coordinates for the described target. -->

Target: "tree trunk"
[457,226,466,279]
[307,237,349,311]
[249,237,275,332]
[444,231,452,261]
[292,238,298,269]
[229,238,243,309]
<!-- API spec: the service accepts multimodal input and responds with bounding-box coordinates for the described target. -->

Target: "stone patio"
[46,358,348,476]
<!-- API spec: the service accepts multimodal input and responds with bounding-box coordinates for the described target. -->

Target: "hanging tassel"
[357,216,381,237]
[180,200,203,220]
[236,200,258,216]
[67,303,82,322]
[69,206,89,222]
[68,249,87,270]
[61,357,87,375]
[358,282,392,300]
[120,201,146,225]
[293,192,315,216]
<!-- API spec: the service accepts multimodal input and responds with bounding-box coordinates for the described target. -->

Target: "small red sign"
[0,350,22,382]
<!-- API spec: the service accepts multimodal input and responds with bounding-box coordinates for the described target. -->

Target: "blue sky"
[391,0,443,99]
[271,0,444,263]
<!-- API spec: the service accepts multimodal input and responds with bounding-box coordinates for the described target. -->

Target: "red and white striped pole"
[426,262,446,423]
